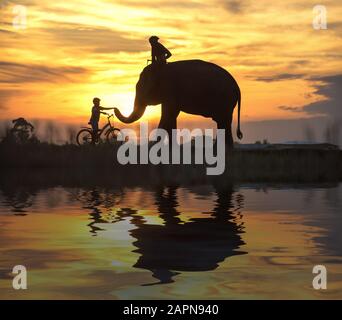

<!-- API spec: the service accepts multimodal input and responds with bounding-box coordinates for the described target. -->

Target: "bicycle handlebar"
[100,112,115,118]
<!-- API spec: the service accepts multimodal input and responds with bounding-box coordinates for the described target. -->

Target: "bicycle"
[76,112,122,146]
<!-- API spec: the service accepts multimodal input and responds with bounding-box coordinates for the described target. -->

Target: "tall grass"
[0,142,340,183]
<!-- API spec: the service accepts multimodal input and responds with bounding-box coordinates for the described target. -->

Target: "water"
[0,183,341,299]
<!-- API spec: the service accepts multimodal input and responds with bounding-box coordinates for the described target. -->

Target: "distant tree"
[304,125,316,143]
[1,118,39,145]
[45,121,60,144]
[324,121,340,145]
[66,125,77,145]
[262,139,269,145]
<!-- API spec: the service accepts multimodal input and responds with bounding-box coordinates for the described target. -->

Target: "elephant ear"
[144,66,159,86]
[142,66,162,98]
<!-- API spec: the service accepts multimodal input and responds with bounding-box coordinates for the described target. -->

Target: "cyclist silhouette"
[88,97,113,137]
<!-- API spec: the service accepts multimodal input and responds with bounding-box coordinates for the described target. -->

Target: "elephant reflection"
[83,184,246,285]
[130,185,246,285]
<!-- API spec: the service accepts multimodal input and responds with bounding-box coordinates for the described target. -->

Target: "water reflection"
[1,180,341,296]
[0,188,36,215]
[77,183,246,285]
[75,188,124,235]
[131,184,246,285]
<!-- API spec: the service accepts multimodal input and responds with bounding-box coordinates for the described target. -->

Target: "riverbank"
[0,143,341,183]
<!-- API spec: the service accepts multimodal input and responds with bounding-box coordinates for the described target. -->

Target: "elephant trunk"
[114,98,147,124]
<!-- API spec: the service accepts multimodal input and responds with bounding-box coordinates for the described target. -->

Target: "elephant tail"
[236,89,243,140]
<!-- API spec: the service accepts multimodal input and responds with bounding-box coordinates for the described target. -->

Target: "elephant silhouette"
[114,60,243,148]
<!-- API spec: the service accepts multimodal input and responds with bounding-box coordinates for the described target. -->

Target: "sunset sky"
[1,0,341,143]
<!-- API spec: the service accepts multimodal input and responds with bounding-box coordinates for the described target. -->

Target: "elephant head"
[114,65,160,124]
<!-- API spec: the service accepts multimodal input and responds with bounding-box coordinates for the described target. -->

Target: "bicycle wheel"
[76,129,93,146]
[106,128,122,145]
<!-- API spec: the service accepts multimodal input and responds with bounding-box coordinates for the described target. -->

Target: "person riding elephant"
[149,36,172,65]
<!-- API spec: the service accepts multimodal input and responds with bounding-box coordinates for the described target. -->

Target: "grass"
[0,141,341,184]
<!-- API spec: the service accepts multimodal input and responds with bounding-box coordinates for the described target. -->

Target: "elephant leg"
[216,115,233,149]
[158,104,179,145]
